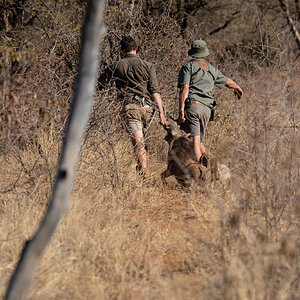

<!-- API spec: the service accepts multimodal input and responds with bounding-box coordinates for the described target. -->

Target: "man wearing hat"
[177,39,243,162]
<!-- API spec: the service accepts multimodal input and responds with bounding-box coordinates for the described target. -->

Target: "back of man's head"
[120,36,137,53]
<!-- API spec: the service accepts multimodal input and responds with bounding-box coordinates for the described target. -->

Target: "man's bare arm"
[152,92,167,126]
[225,78,244,98]
[178,84,189,123]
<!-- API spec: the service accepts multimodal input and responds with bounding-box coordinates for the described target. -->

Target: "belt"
[191,100,217,107]
[190,100,213,109]
[132,95,149,107]
[125,95,152,109]
[124,95,144,106]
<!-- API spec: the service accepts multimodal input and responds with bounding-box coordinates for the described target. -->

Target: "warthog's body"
[161,121,206,187]
[161,135,204,187]
[162,120,231,188]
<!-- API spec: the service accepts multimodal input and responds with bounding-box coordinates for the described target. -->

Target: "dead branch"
[5,0,106,299]
[209,11,240,36]
[278,0,300,50]
[295,0,300,21]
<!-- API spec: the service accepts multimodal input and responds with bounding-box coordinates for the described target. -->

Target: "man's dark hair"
[120,36,137,52]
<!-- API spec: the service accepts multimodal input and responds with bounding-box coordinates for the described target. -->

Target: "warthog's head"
[163,119,188,144]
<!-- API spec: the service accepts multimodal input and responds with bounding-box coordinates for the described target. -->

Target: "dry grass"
[1,1,300,299]
[1,67,299,299]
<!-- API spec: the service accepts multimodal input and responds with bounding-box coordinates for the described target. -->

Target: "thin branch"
[295,0,300,21]
[209,11,240,36]
[5,0,106,299]
[278,0,300,50]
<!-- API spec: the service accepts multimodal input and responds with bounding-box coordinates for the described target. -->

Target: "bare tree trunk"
[5,1,106,299]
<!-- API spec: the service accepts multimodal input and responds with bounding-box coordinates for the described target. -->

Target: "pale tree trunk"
[5,0,106,299]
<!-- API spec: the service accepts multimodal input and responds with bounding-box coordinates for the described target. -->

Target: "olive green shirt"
[178,60,228,108]
[98,54,159,105]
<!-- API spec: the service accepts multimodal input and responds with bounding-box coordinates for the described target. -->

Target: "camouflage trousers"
[122,103,154,134]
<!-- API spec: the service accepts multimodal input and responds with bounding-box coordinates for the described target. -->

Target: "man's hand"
[177,111,185,124]
[234,88,243,99]
[151,92,167,126]
[159,111,167,126]
[226,78,243,99]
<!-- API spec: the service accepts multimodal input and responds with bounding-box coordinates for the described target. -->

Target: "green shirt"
[178,60,228,108]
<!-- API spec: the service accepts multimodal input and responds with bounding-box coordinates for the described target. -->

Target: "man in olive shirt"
[99,36,167,176]
[178,40,243,161]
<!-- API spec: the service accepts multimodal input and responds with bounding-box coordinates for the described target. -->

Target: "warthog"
[162,120,231,188]
[161,120,205,188]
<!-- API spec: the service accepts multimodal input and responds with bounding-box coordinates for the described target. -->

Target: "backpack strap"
[190,59,210,79]
[193,59,209,71]
[192,59,216,81]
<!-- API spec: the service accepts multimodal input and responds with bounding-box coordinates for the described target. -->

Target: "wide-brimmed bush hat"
[188,40,209,59]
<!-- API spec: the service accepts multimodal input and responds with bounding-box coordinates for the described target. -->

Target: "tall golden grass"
[1,1,299,299]
[1,66,299,299]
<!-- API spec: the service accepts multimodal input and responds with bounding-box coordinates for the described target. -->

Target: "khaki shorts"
[185,102,211,140]
[123,104,154,134]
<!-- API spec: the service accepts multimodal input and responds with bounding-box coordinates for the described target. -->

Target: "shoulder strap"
[193,59,209,71]
[192,59,216,81]
[189,59,209,81]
